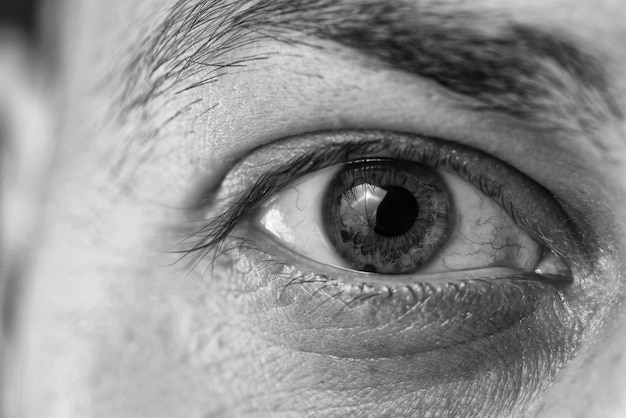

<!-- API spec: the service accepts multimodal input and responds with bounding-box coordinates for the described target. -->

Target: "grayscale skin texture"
[2,0,626,417]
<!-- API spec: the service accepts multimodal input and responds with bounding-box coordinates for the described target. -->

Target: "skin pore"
[3,0,626,417]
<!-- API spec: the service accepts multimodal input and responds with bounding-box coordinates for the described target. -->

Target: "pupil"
[374,186,419,237]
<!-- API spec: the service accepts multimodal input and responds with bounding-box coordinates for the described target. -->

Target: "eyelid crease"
[175,130,587,272]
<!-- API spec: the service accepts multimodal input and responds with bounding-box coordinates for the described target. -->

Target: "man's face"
[8,0,626,416]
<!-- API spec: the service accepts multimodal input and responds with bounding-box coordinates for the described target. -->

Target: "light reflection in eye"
[256,157,568,277]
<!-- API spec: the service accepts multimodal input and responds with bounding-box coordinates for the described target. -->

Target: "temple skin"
[2,0,626,417]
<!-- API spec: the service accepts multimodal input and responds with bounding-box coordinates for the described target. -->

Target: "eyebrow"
[121,0,623,138]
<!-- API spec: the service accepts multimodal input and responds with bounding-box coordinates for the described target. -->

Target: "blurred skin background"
[2,1,626,417]
[0,0,39,414]
[0,1,38,35]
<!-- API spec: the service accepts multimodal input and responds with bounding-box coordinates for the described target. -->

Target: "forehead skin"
[14,0,626,417]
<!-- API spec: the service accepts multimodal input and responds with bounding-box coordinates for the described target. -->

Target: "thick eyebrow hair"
[121,0,622,136]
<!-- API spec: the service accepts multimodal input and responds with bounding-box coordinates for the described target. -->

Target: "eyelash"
[175,130,584,277]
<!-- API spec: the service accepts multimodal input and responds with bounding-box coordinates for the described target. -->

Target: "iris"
[323,159,451,274]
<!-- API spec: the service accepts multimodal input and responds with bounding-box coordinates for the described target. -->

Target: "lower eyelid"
[210,233,571,359]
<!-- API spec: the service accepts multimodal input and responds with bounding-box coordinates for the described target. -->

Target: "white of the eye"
[259,206,294,244]
[258,166,348,268]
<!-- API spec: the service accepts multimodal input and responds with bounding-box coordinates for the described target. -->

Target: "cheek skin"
[17,167,271,416]
[190,240,581,417]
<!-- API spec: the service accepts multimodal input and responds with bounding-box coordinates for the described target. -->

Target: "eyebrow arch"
[123,0,623,138]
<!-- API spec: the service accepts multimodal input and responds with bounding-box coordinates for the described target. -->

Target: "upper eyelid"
[176,130,589,268]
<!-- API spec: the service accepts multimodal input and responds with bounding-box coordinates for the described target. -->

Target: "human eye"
[255,137,571,277]
[180,129,586,359]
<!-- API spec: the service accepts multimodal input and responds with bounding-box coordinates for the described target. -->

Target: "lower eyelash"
[207,234,565,309]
